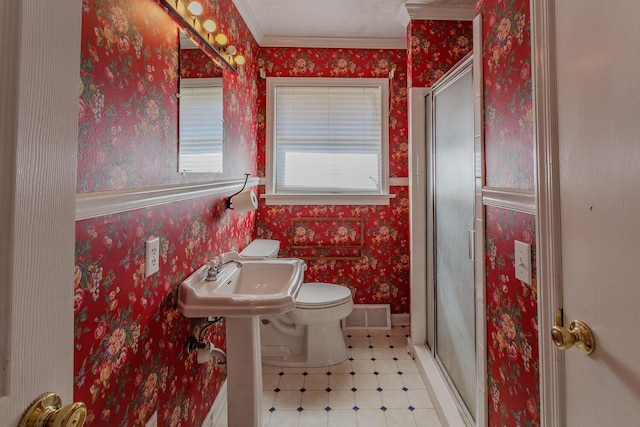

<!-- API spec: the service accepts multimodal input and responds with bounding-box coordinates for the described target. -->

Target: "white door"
[551,1,640,425]
[0,0,81,425]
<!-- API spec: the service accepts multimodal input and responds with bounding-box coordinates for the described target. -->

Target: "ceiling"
[232,0,476,49]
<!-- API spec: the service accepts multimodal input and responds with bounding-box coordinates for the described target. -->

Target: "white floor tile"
[304,373,330,390]
[279,373,305,390]
[393,347,413,360]
[401,373,427,389]
[346,330,370,336]
[263,374,281,390]
[351,359,375,373]
[330,360,353,373]
[354,390,383,409]
[328,373,354,390]
[274,390,302,409]
[384,408,417,426]
[397,359,419,373]
[412,408,443,427]
[298,409,329,427]
[380,389,410,409]
[258,324,444,427]
[352,373,379,390]
[376,373,404,389]
[406,389,434,409]
[262,390,276,409]
[350,336,370,347]
[301,390,329,409]
[369,336,390,347]
[350,347,373,359]
[355,408,387,427]
[327,409,357,426]
[269,409,300,425]
[374,359,399,374]
[328,389,356,409]
[370,347,395,360]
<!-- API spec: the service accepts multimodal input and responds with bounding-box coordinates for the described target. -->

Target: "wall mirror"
[178,32,224,174]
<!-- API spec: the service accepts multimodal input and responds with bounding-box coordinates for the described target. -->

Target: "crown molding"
[398,2,476,27]
[232,0,265,45]
[260,36,406,49]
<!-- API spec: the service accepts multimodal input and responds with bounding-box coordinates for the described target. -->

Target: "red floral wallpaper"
[77,0,258,193]
[75,0,259,425]
[477,0,533,190]
[407,20,473,88]
[485,207,539,426]
[75,197,256,425]
[477,0,539,425]
[255,186,411,313]
[254,47,410,313]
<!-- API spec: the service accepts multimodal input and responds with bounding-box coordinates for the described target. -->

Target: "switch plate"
[514,240,532,285]
[145,237,160,277]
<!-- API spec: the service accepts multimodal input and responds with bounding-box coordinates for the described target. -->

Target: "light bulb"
[187,1,203,16]
[203,19,216,33]
[234,55,245,66]
[214,33,228,46]
[225,45,237,56]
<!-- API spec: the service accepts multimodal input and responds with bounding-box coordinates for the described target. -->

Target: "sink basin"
[177,257,306,317]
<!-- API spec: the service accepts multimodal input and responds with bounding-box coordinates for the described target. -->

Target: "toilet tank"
[240,239,280,259]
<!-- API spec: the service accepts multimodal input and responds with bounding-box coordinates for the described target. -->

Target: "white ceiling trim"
[398,3,476,27]
[232,0,264,45]
[233,0,406,49]
[260,36,406,49]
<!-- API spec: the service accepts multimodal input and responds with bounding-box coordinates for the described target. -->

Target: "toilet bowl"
[240,240,354,367]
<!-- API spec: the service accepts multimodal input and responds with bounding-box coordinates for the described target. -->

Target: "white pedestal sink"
[177,255,306,427]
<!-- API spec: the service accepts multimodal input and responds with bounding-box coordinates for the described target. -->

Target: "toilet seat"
[295,283,352,309]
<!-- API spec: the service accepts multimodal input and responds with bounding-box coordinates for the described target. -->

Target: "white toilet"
[240,239,354,367]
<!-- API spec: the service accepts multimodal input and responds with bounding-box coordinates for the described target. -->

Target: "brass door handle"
[19,393,87,427]
[551,309,595,355]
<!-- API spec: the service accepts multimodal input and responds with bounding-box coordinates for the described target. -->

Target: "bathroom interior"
[68,0,538,426]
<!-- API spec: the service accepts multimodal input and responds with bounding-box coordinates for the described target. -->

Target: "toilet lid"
[295,283,353,309]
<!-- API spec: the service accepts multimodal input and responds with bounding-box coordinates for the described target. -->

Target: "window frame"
[264,77,393,206]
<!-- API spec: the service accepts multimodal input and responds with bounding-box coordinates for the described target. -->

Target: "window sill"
[261,193,396,206]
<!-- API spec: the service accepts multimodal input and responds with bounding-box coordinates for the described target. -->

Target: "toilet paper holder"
[226,173,251,210]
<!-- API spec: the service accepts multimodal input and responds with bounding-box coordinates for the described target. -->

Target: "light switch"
[145,237,160,277]
[514,240,532,285]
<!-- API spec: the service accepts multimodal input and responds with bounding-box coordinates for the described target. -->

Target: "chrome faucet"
[205,257,242,281]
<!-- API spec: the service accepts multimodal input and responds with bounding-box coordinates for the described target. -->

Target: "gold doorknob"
[551,309,595,355]
[19,393,87,427]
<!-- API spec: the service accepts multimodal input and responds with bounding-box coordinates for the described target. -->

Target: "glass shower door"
[432,62,476,420]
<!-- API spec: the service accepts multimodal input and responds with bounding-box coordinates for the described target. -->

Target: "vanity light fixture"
[157,0,245,71]
[187,0,203,15]
[202,19,216,33]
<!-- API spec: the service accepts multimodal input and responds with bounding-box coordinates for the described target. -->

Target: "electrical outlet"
[514,240,532,285]
[145,237,160,277]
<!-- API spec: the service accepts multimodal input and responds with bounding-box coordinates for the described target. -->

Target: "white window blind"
[178,78,223,173]
[270,80,387,195]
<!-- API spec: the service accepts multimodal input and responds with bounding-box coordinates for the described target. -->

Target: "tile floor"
[214,326,443,427]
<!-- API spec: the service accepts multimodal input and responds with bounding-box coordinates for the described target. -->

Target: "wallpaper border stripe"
[75,178,259,221]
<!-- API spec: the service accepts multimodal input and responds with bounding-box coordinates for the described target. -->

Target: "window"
[265,78,391,205]
[178,78,223,174]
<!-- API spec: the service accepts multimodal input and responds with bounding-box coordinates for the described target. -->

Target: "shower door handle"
[468,229,475,260]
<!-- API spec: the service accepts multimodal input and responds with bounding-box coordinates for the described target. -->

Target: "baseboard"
[202,381,227,427]
[412,345,470,427]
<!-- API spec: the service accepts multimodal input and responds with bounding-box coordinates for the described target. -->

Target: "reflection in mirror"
[178,33,224,174]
